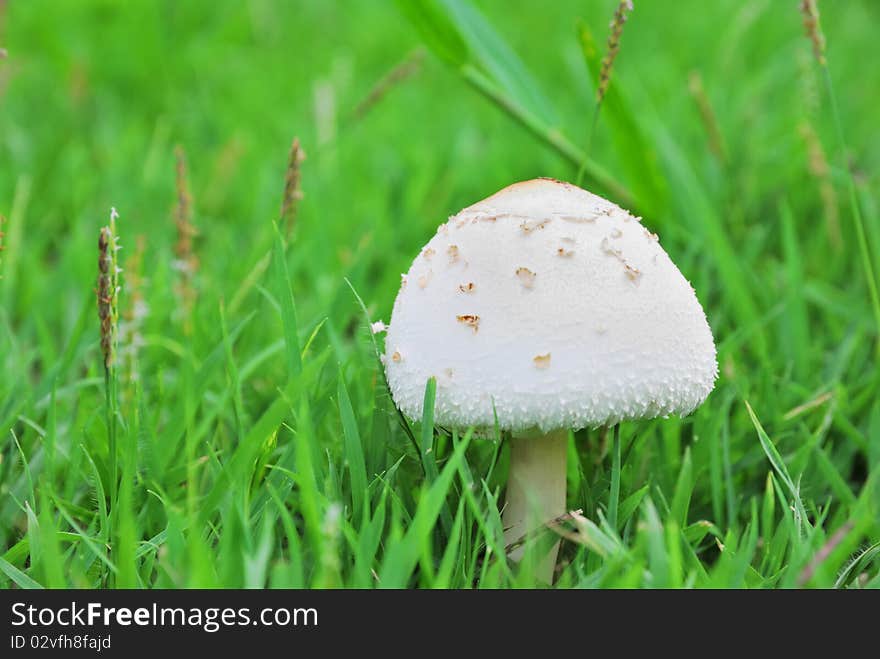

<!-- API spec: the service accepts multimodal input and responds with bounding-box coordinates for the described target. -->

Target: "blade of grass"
[338,371,368,523]
[442,0,557,124]
[267,483,304,588]
[642,498,669,588]
[419,377,453,536]
[0,556,43,589]
[670,446,694,528]
[273,224,302,379]
[745,400,810,536]
[378,431,471,587]
[37,492,65,588]
[394,0,469,67]
[343,277,420,459]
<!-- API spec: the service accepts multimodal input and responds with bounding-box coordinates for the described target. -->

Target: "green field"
[1,0,878,589]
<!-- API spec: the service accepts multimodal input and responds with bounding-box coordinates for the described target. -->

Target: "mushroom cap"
[383,178,718,434]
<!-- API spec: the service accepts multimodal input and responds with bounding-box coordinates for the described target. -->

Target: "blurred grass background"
[0,0,878,588]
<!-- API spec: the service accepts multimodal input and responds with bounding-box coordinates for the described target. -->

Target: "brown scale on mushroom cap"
[624,263,642,284]
[519,218,551,234]
[533,353,551,369]
[456,314,480,333]
[516,267,536,288]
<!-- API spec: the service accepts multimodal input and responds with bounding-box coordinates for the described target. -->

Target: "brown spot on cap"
[601,237,622,258]
[418,271,433,288]
[422,247,435,260]
[391,351,402,363]
[447,244,459,264]
[516,267,536,288]
[519,219,551,234]
[624,263,642,283]
[533,353,551,369]
[557,247,574,258]
[458,282,475,293]
[456,314,480,333]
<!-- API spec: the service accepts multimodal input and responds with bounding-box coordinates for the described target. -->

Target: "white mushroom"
[383,178,717,582]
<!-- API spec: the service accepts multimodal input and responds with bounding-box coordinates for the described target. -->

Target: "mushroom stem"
[503,430,568,583]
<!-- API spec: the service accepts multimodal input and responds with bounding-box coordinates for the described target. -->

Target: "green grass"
[1,0,879,589]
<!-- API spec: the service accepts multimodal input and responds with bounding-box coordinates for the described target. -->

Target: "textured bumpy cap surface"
[383,178,718,433]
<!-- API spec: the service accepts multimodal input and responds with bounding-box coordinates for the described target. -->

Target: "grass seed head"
[799,0,826,66]
[174,145,193,245]
[597,0,634,105]
[353,49,423,119]
[280,136,305,238]
[799,120,841,248]
[174,144,196,262]
[173,145,198,328]
[688,70,727,163]
[97,208,121,371]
